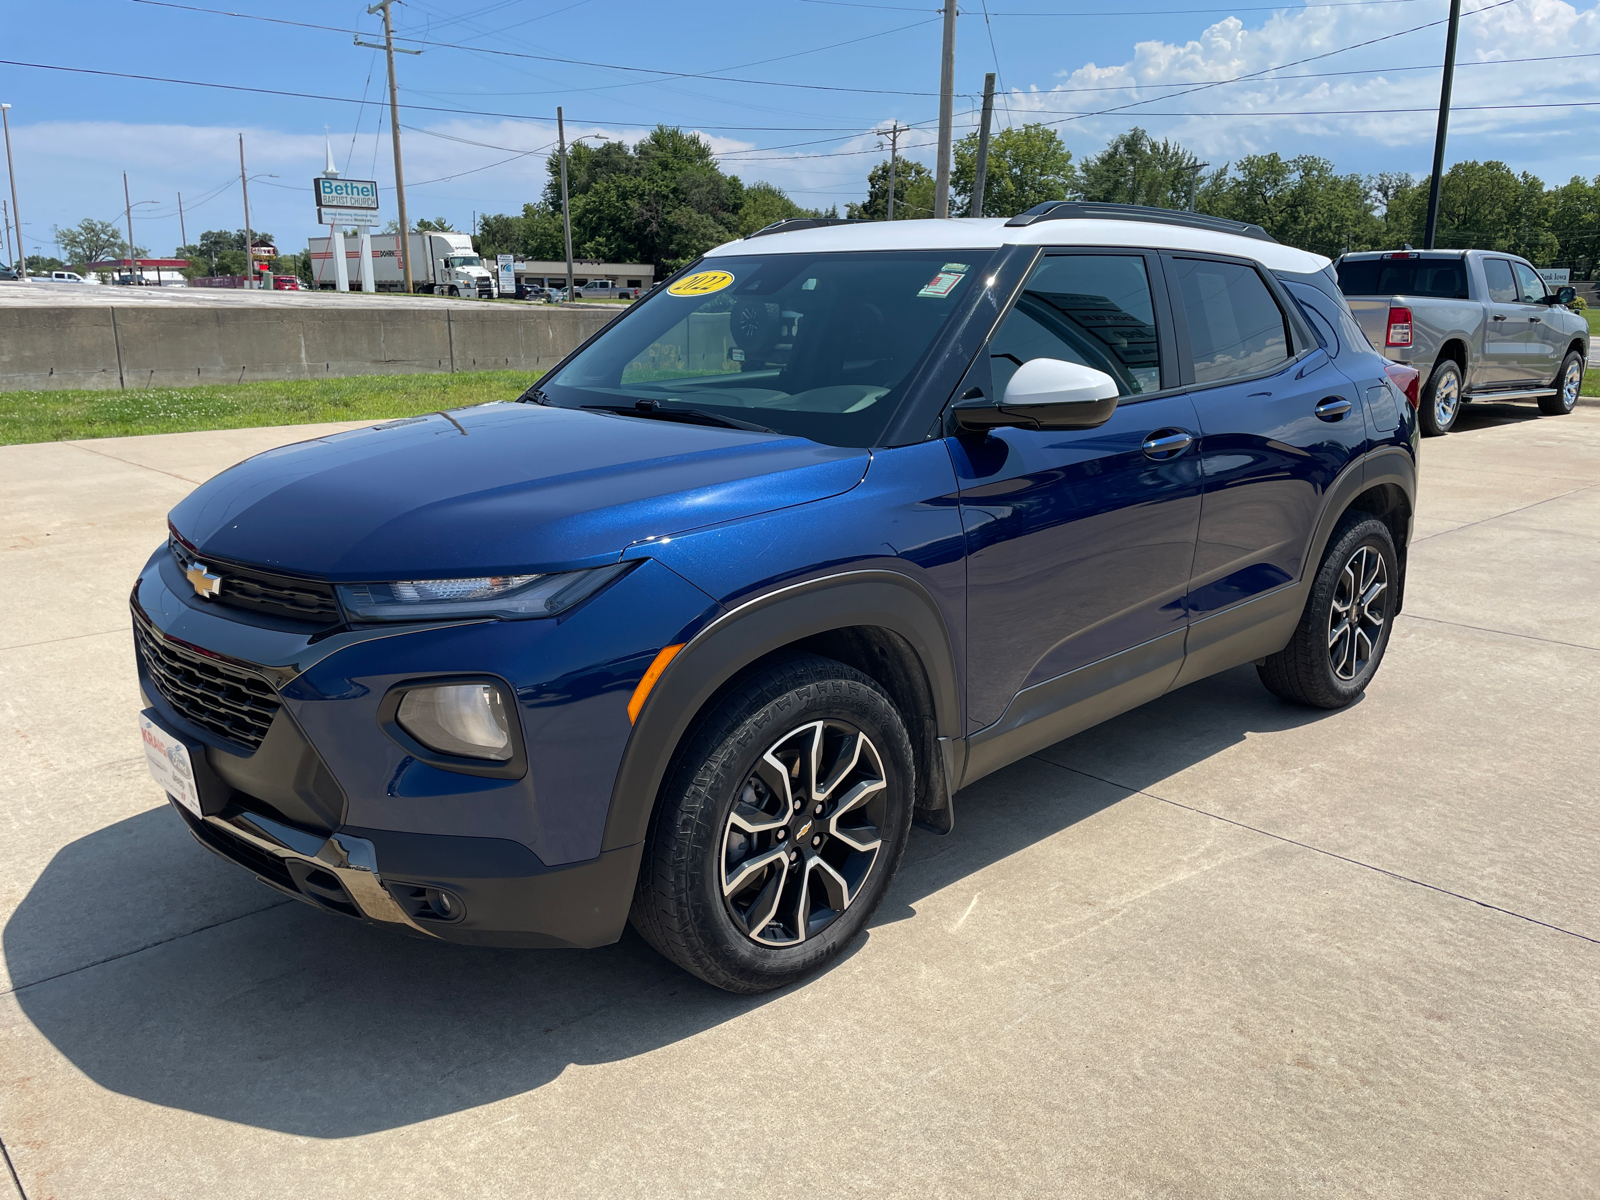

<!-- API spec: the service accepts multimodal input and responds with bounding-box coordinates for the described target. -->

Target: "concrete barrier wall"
[0,302,618,392]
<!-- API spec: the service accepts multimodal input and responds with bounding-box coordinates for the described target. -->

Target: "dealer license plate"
[140,712,202,818]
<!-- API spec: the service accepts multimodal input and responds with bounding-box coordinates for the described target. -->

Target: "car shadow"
[4,666,1336,1138]
[1451,401,1546,433]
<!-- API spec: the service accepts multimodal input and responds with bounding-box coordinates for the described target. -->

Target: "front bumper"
[173,796,643,948]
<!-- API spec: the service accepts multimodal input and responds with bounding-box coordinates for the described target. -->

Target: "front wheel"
[1258,514,1399,709]
[631,653,915,994]
[1418,359,1463,436]
[1540,350,1585,416]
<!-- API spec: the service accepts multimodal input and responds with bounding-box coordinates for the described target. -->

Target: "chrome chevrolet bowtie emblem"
[186,561,222,599]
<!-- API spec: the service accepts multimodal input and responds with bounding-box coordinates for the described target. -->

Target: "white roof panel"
[704,215,1330,275]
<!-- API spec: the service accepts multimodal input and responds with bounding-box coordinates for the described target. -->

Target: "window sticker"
[918,264,969,299]
[668,269,735,297]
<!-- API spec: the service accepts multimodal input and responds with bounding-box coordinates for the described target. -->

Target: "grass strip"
[0,370,539,445]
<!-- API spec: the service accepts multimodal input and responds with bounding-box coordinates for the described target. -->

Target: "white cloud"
[998,0,1600,175]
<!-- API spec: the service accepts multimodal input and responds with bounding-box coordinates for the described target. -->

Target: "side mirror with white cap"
[953,357,1121,432]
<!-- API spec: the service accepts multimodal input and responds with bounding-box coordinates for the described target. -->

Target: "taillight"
[1385,363,1420,410]
[1386,306,1413,348]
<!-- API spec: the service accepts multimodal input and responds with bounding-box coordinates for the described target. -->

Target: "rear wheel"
[1539,351,1584,416]
[631,653,914,994]
[1418,359,1462,436]
[1258,513,1398,709]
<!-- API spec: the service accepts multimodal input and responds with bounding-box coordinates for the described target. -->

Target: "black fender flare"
[599,569,962,853]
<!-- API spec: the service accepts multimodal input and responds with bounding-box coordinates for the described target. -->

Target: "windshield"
[540,250,994,447]
[1336,256,1467,299]
[447,255,481,268]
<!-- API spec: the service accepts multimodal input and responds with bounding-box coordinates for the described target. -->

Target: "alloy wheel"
[1328,545,1388,682]
[720,719,886,947]
[1562,357,1583,411]
[1433,370,1461,428]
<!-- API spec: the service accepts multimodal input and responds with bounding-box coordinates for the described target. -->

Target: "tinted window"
[1512,262,1546,304]
[1171,257,1289,384]
[1336,257,1468,299]
[1484,259,1518,303]
[989,254,1161,399]
[542,250,992,448]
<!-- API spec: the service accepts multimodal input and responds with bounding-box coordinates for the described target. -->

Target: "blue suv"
[132,203,1417,993]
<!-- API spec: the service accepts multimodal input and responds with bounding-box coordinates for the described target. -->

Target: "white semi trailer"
[307,231,498,297]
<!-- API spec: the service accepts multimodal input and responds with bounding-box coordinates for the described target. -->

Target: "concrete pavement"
[2,402,1598,1197]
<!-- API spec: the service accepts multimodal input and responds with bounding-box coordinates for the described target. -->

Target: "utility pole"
[177,191,187,249]
[123,172,138,284]
[2,103,26,281]
[933,0,957,219]
[1,199,11,270]
[1183,161,1209,212]
[1423,0,1462,250]
[239,134,253,288]
[879,122,908,221]
[557,107,575,300]
[357,0,421,291]
[970,73,996,218]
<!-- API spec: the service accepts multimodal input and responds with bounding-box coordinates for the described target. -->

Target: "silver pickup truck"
[1335,249,1588,435]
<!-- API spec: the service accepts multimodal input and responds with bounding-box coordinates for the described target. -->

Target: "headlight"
[337,562,631,621]
[397,683,512,760]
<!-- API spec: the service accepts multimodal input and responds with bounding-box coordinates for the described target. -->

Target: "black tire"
[630,653,915,994]
[1540,350,1584,416]
[1258,513,1399,709]
[1418,359,1463,436]
[447,285,460,298]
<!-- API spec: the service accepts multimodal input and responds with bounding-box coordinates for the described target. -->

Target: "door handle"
[1530,316,1543,323]
[1314,397,1353,421]
[1141,430,1193,458]
[1492,314,1508,321]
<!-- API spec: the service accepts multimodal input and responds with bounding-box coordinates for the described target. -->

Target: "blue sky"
[3,0,1597,257]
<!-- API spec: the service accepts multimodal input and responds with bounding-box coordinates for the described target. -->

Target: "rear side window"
[1170,257,1289,384]
[989,253,1162,397]
[1336,257,1468,299]
[1483,259,1518,303]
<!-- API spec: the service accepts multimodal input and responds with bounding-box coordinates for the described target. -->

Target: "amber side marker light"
[628,643,685,723]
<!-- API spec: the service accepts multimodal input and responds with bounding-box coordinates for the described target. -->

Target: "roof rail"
[745,217,868,239]
[1005,200,1276,244]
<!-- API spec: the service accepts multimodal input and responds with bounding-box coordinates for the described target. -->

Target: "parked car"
[133,203,1416,994]
[272,275,303,291]
[40,270,87,283]
[1335,248,1588,435]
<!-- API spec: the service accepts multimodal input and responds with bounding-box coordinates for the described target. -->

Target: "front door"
[954,250,1202,734]
[1511,260,1563,383]
[1162,253,1369,684]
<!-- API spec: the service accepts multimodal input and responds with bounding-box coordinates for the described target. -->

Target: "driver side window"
[1512,262,1547,304]
[989,254,1162,400]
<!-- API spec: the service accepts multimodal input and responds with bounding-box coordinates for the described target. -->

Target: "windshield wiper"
[581,400,775,434]
[517,384,551,405]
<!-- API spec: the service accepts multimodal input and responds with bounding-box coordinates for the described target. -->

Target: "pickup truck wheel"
[1257,513,1398,709]
[630,652,914,994]
[1540,351,1585,416]
[1418,360,1462,436]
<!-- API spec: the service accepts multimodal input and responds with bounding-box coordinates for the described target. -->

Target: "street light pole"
[123,172,139,284]
[558,106,575,301]
[177,191,187,250]
[2,103,27,281]
[239,134,253,289]
[1423,0,1462,250]
[359,0,421,292]
[933,0,957,219]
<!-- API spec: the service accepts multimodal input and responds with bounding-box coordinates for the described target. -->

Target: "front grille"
[170,536,342,625]
[134,614,281,750]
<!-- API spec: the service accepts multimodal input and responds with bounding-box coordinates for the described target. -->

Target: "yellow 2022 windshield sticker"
[668,270,735,297]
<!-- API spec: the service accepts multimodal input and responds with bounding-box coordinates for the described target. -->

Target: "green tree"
[178,228,272,278]
[24,254,65,273]
[953,123,1075,218]
[1200,154,1381,256]
[1377,161,1557,262]
[1079,128,1202,210]
[54,218,127,268]
[736,180,820,236]
[1548,174,1600,276]
[847,158,933,221]
[415,217,455,232]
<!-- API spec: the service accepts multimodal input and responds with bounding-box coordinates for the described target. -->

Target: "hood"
[169,402,869,580]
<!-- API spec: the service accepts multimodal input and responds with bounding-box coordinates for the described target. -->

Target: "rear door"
[1164,253,1368,684]
[1481,257,1538,385]
[954,249,1201,733]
